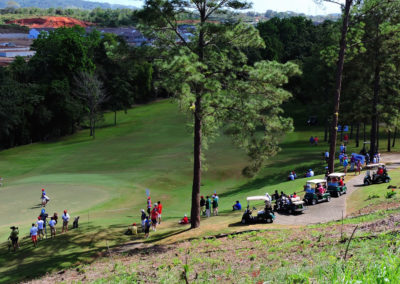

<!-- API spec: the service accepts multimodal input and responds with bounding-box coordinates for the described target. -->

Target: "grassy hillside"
[0,99,399,283]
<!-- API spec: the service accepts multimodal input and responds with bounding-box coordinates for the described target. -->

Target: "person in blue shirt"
[232,201,242,211]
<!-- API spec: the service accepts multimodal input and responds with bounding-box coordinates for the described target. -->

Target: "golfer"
[62,210,70,233]
[30,223,38,247]
[212,196,219,216]
[39,209,48,237]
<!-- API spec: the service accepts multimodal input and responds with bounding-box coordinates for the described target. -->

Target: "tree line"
[0,26,156,149]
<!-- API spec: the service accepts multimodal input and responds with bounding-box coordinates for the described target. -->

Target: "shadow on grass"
[0,224,131,284]
[220,159,325,198]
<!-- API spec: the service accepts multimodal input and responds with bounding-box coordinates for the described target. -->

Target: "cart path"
[274,153,400,226]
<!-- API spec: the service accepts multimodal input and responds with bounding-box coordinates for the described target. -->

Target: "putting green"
[0,181,110,237]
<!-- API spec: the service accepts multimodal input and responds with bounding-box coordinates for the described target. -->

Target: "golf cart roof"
[366,163,385,168]
[307,179,326,184]
[328,173,346,178]
[246,196,269,202]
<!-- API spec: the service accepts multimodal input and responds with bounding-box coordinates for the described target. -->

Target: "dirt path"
[274,153,400,225]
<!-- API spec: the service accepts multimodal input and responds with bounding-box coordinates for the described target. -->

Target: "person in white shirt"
[49,217,57,238]
[62,210,70,233]
[30,224,38,247]
[36,217,45,240]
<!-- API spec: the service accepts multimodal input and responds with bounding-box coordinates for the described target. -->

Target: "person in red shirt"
[344,134,349,145]
[339,178,344,187]
[377,167,384,175]
[179,214,189,224]
[157,201,163,224]
[150,205,159,231]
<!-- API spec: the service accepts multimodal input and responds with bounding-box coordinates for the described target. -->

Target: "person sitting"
[304,184,314,194]
[179,214,190,224]
[232,201,242,211]
[292,192,298,198]
[309,169,314,177]
[125,223,138,235]
[339,178,344,187]
[316,183,325,195]
[377,167,384,176]
[288,172,295,181]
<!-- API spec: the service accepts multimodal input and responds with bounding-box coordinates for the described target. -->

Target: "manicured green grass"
[0,99,399,283]
[347,169,400,215]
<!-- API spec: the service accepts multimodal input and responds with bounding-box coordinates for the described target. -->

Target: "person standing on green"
[205,196,211,217]
[212,196,219,216]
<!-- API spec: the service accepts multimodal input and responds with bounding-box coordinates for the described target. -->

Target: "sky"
[90,0,343,15]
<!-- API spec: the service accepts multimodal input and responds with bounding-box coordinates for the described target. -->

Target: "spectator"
[39,209,48,236]
[212,196,219,216]
[8,226,19,252]
[49,217,56,238]
[356,160,362,175]
[61,210,70,233]
[157,201,163,224]
[200,196,206,216]
[309,136,314,145]
[140,209,146,231]
[232,201,242,211]
[144,217,151,239]
[343,157,349,174]
[30,223,38,247]
[288,172,295,181]
[350,155,355,171]
[179,214,189,224]
[344,134,349,145]
[314,136,319,146]
[205,196,211,217]
[150,205,159,231]
[36,217,44,240]
[325,151,329,162]
[147,197,152,215]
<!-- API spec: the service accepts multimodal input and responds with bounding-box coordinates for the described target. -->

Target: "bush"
[385,191,396,199]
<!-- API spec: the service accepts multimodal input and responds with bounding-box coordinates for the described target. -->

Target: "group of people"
[8,188,73,251]
[309,136,319,146]
[273,190,298,209]
[339,154,363,175]
[200,194,219,217]
[139,197,163,238]
[305,183,326,195]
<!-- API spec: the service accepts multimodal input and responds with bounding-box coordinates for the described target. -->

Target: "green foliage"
[385,191,396,199]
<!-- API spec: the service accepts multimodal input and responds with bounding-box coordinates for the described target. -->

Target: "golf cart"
[363,163,390,185]
[241,195,275,224]
[327,173,347,197]
[273,195,306,215]
[303,179,331,205]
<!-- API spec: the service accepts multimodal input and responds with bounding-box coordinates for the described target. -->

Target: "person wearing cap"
[30,223,38,247]
[62,210,70,233]
[125,223,138,235]
[200,196,206,216]
[150,204,159,231]
[49,217,57,238]
[147,197,152,215]
[179,214,189,224]
[157,201,163,224]
[232,201,242,211]
[144,216,151,239]
[39,208,48,237]
[36,217,44,240]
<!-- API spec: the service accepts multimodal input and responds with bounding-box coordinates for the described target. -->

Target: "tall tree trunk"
[356,123,360,147]
[328,0,352,174]
[324,118,328,142]
[190,97,202,229]
[376,119,380,151]
[93,120,96,139]
[392,127,397,148]
[190,6,206,229]
[114,111,117,126]
[387,130,391,152]
[350,124,353,139]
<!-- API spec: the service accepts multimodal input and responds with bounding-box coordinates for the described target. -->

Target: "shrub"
[385,191,396,199]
